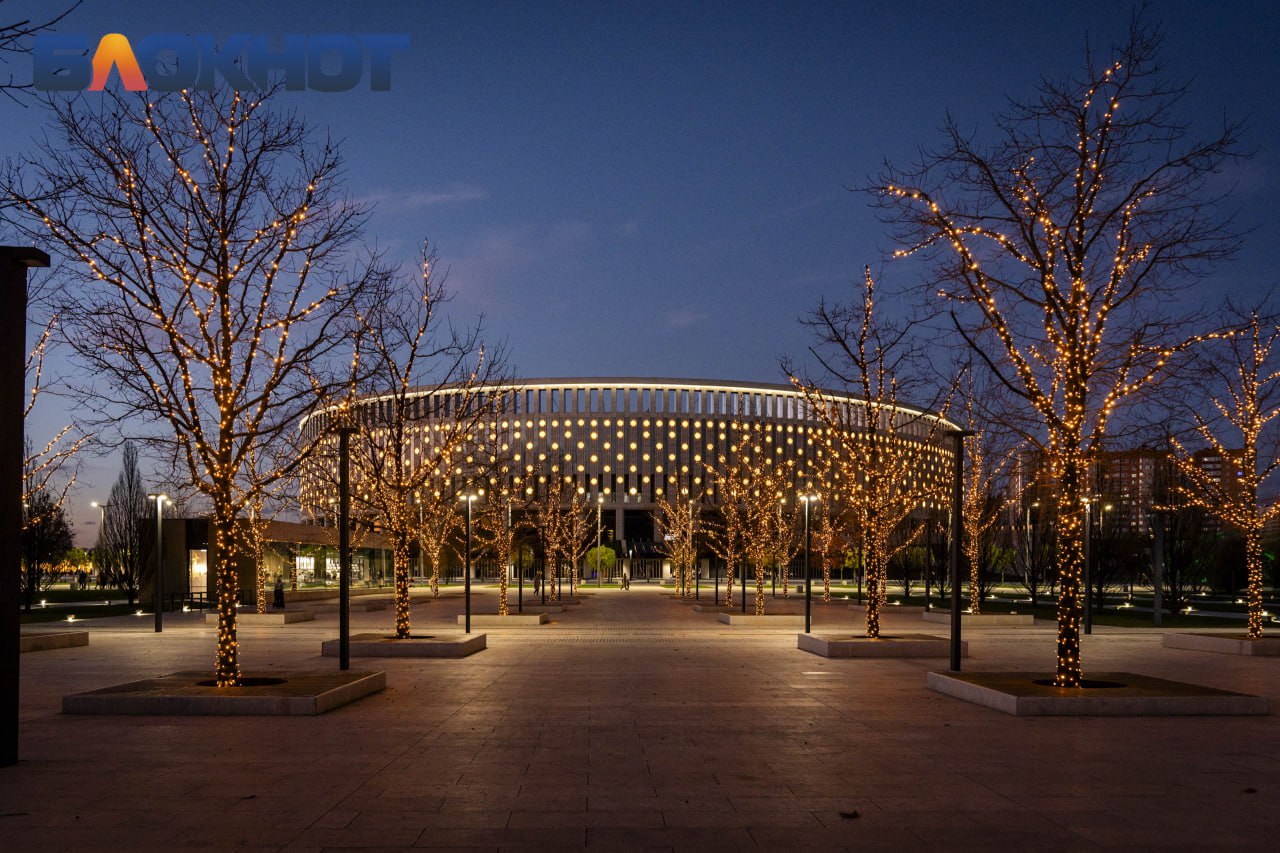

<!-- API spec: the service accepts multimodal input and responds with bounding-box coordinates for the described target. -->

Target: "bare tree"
[22,316,85,525]
[98,442,148,605]
[5,87,379,686]
[739,434,796,615]
[793,270,948,637]
[872,20,1243,684]
[1168,312,1279,638]
[20,487,72,608]
[330,242,505,638]
[706,449,753,608]
[0,2,79,102]
[654,493,698,598]
[476,488,520,615]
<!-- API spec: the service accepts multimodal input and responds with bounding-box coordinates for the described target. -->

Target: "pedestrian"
[273,576,285,609]
[622,563,630,590]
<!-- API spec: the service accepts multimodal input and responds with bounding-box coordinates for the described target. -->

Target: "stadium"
[297,377,957,584]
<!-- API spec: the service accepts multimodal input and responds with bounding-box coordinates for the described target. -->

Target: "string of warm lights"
[1167,313,1280,640]
[11,87,387,687]
[873,49,1240,685]
[792,270,946,638]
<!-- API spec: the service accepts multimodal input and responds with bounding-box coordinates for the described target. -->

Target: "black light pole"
[92,501,111,591]
[147,494,168,632]
[691,500,699,600]
[461,494,477,633]
[802,494,817,633]
[1084,498,1093,635]
[946,430,974,672]
[596,495,603,588]
[336,423,357,670]
[923,517,932,610]
[1,246,46,769]
[741,557,746,613]
[714,557,720,606]
[517,534,524,613]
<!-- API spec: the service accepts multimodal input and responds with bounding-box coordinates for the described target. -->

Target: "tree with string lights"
[954,385,1011,614]
[706,448,752,608]
[1168,311,1279,639]
[738,433,797,615]
[872,21,1243,685]
[5,86,380,686]
[792,270,946,638]
[653,492,698,598]
[417,489,459,596]
[477,487,521,615]
[331,242,504,639]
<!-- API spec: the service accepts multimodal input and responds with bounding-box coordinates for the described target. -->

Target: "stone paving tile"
[7,586,1280,850]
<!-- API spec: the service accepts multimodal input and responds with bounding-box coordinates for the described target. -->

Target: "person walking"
[622,562,630,590]
[272,576,285,609]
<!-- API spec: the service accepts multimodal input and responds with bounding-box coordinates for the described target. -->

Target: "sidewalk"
[4,585,1278,850]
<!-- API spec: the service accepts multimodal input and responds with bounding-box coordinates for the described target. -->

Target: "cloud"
[662,308,705,329]
[358,183,489,213]
[445,221,594,312]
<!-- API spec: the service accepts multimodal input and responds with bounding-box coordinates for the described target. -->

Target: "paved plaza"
[5,586,1280,851]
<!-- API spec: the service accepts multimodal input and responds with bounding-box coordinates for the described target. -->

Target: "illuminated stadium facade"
[300,377,955,581]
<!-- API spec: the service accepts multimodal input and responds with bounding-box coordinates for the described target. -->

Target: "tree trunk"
[865,540,886,638]
[754,561,765,615]
[1245,528,1264,640]
[1055,452,1087,687]
[212,509,240,687]
[393,533,412,639]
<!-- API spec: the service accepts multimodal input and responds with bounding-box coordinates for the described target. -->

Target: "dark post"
[803,496,813,634]
[517,534,524,613]
[1151,510,1163,628]
[149,495,166,632]
[692,501,699,600]
[337,424,356,670]
[0,247,45,768]
[741,559,746,612]
[924,517,932,610]
[1084,501,1092,635]
[946,430,973,672]
[714,558,719,606]
[462,494,474,633]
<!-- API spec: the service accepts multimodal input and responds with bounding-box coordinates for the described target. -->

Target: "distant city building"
[1013,446,1246,535]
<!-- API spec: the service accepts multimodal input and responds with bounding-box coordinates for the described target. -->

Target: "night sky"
[1,0,1277,541]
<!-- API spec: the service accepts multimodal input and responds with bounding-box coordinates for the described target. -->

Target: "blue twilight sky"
[1,0,1278,542]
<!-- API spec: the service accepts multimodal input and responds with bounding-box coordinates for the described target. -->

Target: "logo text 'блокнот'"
[33,33,411,92]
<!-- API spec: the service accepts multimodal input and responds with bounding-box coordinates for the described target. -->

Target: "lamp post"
[1083,496,1094,635]
[91,501,110,589]
[596,495,603,588]
[460,493,478,633]
[945,429,974,672]
[690,499,699,600]
[335,422,357,670]
[147,494,168,632]
[800,494,818,633]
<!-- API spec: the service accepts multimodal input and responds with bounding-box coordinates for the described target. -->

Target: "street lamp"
[945,429,975,672]
[91,501,110,588]
[690,499,698,600]
[596,494,603,588]
[146,494,169,633]
[800,493,819,633]
[459,493,480,633]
